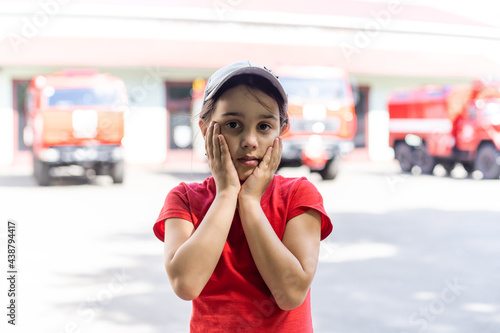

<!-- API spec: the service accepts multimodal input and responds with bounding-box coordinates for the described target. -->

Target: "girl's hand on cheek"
[205,121,240,195]
[239,137,282,201]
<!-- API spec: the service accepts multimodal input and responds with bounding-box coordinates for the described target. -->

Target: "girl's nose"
[241,130,258,149]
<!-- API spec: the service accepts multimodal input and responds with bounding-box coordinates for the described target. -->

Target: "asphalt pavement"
[0,159,499,333]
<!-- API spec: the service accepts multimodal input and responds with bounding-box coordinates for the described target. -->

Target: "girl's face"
[203,84,281,182]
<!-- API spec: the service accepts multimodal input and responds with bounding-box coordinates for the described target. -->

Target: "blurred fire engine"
[24,69,128,185]
[388,80,500,179]
[277,66,356,180]
[191,66,357,180]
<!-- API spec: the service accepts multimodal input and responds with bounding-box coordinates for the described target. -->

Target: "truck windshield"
[280,78,349,102]
[47,88,119,107]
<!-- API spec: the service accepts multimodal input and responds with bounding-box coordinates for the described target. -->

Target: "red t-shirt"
[153,175,333,333]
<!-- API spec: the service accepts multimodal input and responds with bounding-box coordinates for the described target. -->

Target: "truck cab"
[276,66,356,180]
[24,69,128,185]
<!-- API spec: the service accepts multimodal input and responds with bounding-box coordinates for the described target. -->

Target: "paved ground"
[1,159,499,333]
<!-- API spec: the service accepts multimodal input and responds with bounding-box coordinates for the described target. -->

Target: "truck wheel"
[475,144,500,179]
[34,158,51,186]
[462,162,474,175]
[111,161,125,184]
[413,146,436,174]
[319,158,339,180]
[441,161,455,175]
[394,142,413,173]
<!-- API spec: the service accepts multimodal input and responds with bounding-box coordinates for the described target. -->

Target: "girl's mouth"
[237,156,260,167]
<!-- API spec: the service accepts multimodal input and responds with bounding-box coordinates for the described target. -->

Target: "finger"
[205,122,214,160]
[212,122,221,162]
[219,135,238,176]
[270,137,282,172]
[204,122,210,158]
[261,146,273,169]
[218,134,230,164]
[274,137,283,170]
[268,137,281,171]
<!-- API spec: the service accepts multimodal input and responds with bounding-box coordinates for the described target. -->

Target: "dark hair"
[200,74,289,133]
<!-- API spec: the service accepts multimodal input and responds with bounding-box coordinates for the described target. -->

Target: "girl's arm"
[239,200,322,310]
[239,137,322,310]
[163,188,238,300]
[163,121,240,300]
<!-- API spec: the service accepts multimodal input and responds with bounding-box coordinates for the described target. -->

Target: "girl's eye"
[259,123,271,131]
[226,121,240,129]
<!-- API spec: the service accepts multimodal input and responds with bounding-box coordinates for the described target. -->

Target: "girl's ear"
[199,120,207,138]
[281,121,290,135]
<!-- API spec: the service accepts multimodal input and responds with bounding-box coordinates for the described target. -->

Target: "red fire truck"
[276,66,357,180]
[24,69,128,185]
[388,80,500,179]
[191,66,357,180]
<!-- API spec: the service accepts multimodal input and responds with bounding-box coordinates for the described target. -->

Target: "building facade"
[1,0,499,167]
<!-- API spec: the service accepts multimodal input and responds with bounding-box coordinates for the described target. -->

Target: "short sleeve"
[153,184,193,242]
[287,178,333,240]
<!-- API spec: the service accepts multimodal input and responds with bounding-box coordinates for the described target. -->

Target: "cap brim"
[203,62,288,110]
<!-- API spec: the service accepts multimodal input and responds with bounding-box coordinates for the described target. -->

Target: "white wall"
[106,68,169,164]
[353,74,470,111]
[123,107,167,164]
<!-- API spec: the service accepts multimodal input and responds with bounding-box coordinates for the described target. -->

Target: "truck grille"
[289,119,340,132]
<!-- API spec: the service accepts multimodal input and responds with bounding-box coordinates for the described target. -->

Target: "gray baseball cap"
[203,61,288,110]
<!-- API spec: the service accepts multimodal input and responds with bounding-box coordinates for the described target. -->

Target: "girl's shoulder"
[272,175,332,239]
[167,177,216,201]
[272,174,316,190]
[267,175,319,199]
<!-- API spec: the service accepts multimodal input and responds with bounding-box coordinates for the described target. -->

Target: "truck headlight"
[112,147,124,160]
[39,148,60,162]
[339,141,355,155]
[405,134,422,147]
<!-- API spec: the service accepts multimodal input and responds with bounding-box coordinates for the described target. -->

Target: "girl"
[153,61,333,332]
